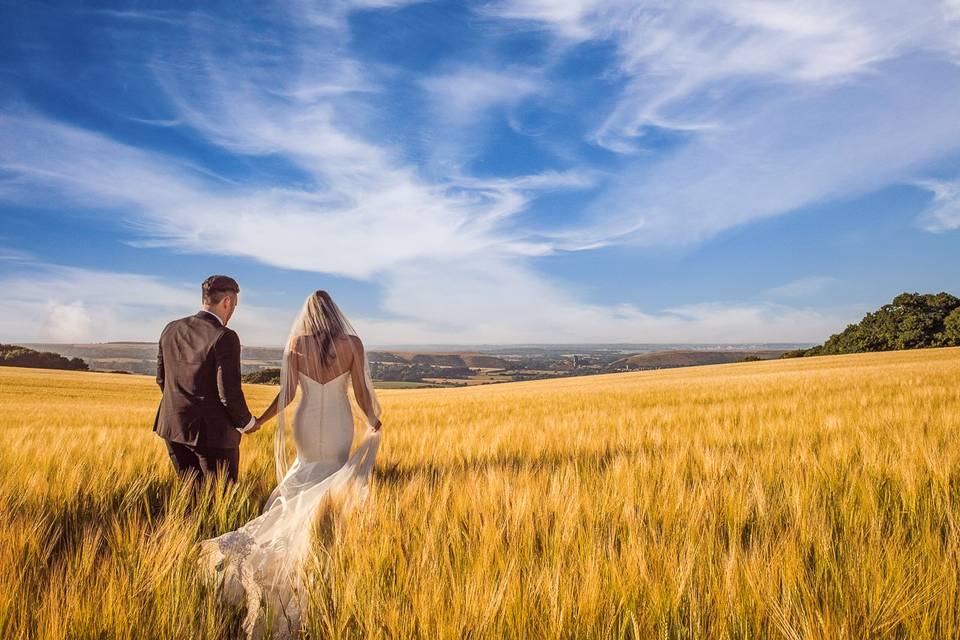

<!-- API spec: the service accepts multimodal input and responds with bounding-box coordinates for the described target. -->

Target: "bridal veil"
[200,291,383,639]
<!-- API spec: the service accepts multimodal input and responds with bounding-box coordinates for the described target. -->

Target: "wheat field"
[1,347,959,639]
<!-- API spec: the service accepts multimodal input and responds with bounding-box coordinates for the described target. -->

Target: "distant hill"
[371,351,510,368]
[20,342,809,384]
[0,344,88,371]
[461,354,513,368]
[366,351,408,364]
[25,342,278,375]
[611,349,788,369]
[22,344,513,376]
[783,292,960,358]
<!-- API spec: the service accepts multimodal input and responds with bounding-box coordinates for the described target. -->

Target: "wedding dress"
[200,291,382,639]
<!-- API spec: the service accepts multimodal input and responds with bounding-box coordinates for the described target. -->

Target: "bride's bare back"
[289,333,355,383]
[287,333,377,422]
[258,331,379,431]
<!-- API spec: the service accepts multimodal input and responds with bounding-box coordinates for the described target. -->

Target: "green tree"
[785,292,960,357]
[942,308,960,346]
[0,344,89,371]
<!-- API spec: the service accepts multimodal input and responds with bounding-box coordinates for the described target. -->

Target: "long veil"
[273,291,382,486]
[200,291,382,640]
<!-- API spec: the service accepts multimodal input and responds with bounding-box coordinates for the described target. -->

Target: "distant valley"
[23,342,805,388]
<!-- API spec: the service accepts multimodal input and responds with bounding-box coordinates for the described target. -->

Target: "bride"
[200,290,383,639]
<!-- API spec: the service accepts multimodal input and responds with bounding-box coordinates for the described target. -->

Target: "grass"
[0,347,959,638]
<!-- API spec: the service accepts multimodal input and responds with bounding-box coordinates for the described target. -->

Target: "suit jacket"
[153,312,253,449]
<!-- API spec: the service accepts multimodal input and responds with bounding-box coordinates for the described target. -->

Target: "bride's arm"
[258,391,284,424]
[349,335,381,431]
[258,348,300,424]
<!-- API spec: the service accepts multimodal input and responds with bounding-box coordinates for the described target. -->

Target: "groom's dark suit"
[154,311,253,483]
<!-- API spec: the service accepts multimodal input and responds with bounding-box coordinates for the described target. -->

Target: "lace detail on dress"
[201,530,270,638]
[199,430,381,640]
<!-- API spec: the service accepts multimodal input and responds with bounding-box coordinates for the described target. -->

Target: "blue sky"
[1,0,959,346]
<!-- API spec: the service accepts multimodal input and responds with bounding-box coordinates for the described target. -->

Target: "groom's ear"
[230,292,242,317]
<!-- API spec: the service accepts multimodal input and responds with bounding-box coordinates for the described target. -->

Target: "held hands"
[243,417,263,435]
[243,414,379,434]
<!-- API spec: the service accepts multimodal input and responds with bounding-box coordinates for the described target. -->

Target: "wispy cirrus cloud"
[490,0,960,249]
[491,0,960,151]
[764,277,836,299]
[916,179,960,232]
[1,0,958,345]
[8,109,841,345]
[0,247,33,261]
[0,2,629,345]
[421,66,542,127]
[418,65,546,169]
[0,111,588,276]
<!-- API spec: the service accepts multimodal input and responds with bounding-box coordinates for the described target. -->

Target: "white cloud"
[0,264,195,343]
[489,0,960,249]
[0,247,33,261]
[350,255,853,344]
[0,262,291,345]
[0,0,624,347]
[421,66,542,125]
[0,259,850,344]
[0,111,601,282]
[1,111,848,343]
[487,0,602,40]
[42,301,93,342]
[659,301,849,344]
[559,56,960,248]
[764,276,836,298]
[949,0,960,19]
[916,179,960,232]
[418,65,546,169]
[492,0,960,151]
[1,1,955,345]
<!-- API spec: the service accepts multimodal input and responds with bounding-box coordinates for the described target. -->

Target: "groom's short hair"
[202,275,240,304]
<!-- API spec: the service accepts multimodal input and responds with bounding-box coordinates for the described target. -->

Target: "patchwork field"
[1,347,959,639]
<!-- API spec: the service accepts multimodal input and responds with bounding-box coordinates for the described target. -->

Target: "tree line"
[783,292,960,358]
[0,344,89,371]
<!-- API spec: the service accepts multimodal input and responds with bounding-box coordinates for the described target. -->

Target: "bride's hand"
[371,418,382,432]
[249,415,269,433]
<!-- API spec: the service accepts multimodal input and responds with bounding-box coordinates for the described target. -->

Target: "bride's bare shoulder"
[337,335,364,366]
[293,334,361,361]
[291,334,314,353]
[335,334,364,356]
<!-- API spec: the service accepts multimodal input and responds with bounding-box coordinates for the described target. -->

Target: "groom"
[154,275,260,484]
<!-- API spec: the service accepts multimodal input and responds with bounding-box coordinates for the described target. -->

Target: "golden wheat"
[1,348,959,639]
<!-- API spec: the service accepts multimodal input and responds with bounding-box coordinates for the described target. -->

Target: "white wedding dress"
[200,370,381,639]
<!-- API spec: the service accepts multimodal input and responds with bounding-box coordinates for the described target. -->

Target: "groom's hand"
[244,418,262,434]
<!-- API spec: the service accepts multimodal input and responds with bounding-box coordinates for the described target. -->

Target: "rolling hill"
[610,348,788,369]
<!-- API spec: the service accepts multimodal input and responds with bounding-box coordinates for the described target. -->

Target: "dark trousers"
[164,440,240,484]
